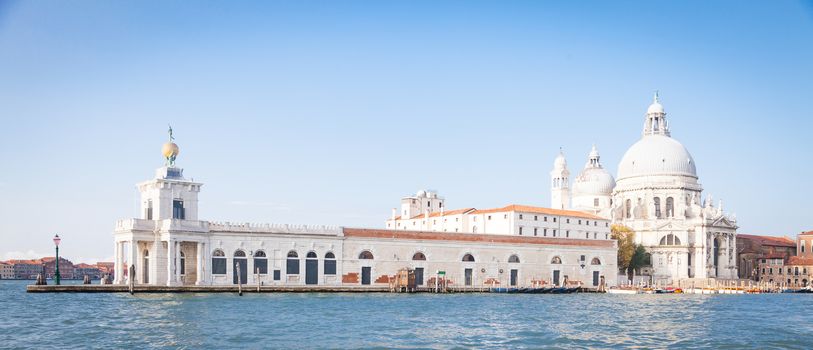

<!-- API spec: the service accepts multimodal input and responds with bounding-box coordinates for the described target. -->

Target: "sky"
[0,1,812,263]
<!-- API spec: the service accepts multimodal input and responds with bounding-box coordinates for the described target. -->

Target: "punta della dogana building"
[112,129,618,289]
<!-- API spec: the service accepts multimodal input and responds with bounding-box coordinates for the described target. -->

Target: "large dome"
[573,167,616,196]
[617,135,697,180]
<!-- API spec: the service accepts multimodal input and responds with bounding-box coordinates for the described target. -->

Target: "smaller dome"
[647,91,665,114]
[553,150,567,169]
[162,142,179,158]
[416,190,427,197]
[647,101,664,114]
[573,167,616,197]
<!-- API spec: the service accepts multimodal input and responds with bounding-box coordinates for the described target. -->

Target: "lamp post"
[53,234,62,285]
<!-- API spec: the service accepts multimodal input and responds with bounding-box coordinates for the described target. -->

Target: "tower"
[137,126,203,221]
[550,149,570,210]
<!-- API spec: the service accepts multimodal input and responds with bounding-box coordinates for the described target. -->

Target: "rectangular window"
[566,219,570,224]
[544,217,548,222]
[254,259,268,274]
[172,200,185,220]
[145,200,153,220]
[566,231,570,238]
[594,198,599,207]
[212,258,226,275]
[488,216,491,220]
[519,214,523,220]
[579,220,582,225]
[534,216,538,221]
[519,227,523,235]
[324,260,337,275]
[543,228,547,237]
[553,218,557,223]
[534,228,538,236]
[273,270,281,280]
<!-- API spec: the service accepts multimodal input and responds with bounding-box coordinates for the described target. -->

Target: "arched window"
[462,254,475,262]
[412,252,426,261]
[179,251,186,275]
[508,255,520,263]
[472,226,478,233]
[212,249,226,275]
[324,252,336,275]
[666,197,674,218]
[591,257,601,265]
[625,199,632,219]
[307,251,317,259]
[287,250,299,275]
[254,250,268,274]
[359,251,374,260]
[659,234,682,246]
[654,197,662,218]
[234,250,246,257]
[551,256,562,264]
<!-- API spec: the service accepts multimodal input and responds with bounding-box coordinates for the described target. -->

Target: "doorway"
[361,266,371,285]
[305,256,318,285]
[233,258,247,284]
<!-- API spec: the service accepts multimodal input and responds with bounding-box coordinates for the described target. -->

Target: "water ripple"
[2,281,813,349]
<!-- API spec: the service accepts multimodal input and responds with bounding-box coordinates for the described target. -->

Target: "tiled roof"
[801,230,813,236]
[471,204,606,220]
[787,256,813,265]
[737,234,796,248]
[343,228,615,248]
[392,204,607,221]
[5,259,42,265]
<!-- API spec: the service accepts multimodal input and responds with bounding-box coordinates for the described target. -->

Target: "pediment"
[710,216,737,229]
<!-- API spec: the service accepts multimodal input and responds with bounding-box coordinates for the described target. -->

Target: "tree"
[611,225,636,280]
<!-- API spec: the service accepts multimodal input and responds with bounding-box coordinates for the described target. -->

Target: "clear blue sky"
[1,1,811,263]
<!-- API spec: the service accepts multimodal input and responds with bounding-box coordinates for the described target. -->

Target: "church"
[550,94,739,284]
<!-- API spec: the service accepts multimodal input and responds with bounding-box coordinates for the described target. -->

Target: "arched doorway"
[305,251,318,285]
[233,250,247,285]
[359,251,373,285]
[412,252,426,286]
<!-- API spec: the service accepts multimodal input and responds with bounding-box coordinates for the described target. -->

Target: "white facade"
[552,93,739,283]
[112,133,618,289]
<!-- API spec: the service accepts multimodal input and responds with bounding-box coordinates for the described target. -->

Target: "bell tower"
[137,126,202,221]
[550,149,570,210]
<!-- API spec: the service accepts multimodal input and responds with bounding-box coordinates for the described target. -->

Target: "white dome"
[573,167,616,196]
[617,135,697,180]
[553,152,567,169]
[647,101,664,114]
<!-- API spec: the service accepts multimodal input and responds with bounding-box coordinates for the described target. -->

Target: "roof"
[74,263,97,268]
[787,256,813,266]
[397,208,476,220]
[801,230,813,236]
[390,205,606,222]
[343,228,615,248]
[471,204,606,220]
[762,253,788,259]
[737,234,796,248]
[5,259,42,265]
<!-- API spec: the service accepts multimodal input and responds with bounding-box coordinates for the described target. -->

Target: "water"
[1,280,811,349]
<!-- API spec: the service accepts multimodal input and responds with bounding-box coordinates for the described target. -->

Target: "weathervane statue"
[162,124,180,167]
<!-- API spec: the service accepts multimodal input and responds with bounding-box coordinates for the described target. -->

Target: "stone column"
[114,241,122,284]
[151,235,160,285]
[129,240,138,284]
[166,238,175,286]
[196,242,203,285]
[175,241,182,284]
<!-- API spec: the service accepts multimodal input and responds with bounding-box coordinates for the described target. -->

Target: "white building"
[112,129,618,289]
[553,93,739,283]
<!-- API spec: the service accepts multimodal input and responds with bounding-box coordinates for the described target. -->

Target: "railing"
[115,218,156,231]
[208,221,341,235]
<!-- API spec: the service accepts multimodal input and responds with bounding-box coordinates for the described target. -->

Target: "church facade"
[550,94,739,283]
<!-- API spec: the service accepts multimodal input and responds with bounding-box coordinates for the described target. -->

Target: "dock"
[27,284,392,293]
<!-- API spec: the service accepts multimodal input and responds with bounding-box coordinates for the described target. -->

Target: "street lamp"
[53,234,61,285]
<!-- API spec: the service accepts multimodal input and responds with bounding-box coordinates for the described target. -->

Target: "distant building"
[737,234,796,280]
[7,259,44,279]
[0,262,14,279]
[41,257,75,280]
[96,262,114,279]
[758,231,813,287]
[74,263,102,279]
